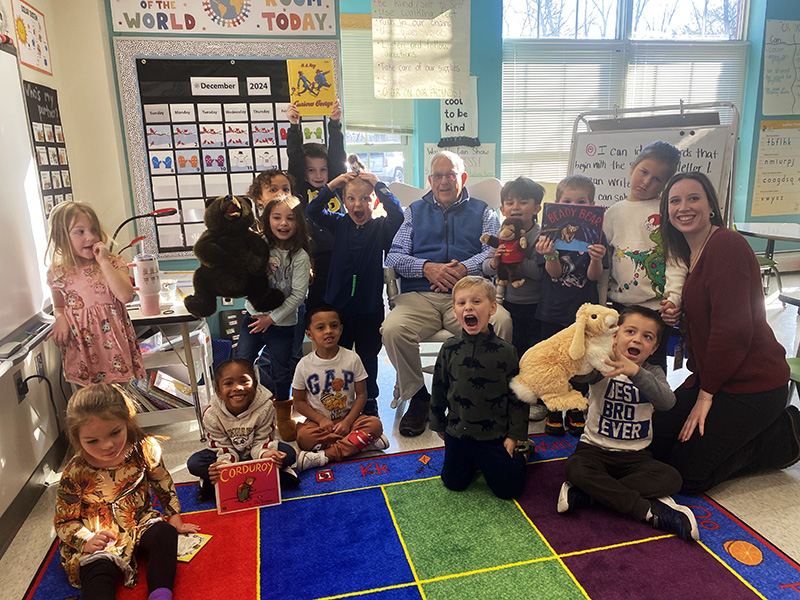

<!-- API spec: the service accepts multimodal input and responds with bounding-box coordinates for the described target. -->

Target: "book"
[540,203,606,253]
[215,458,282,515]
[177,533,212,562]
[286,58,337,117]
[150,370,194,405]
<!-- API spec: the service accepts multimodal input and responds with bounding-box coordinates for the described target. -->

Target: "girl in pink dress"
[46,202,145,385]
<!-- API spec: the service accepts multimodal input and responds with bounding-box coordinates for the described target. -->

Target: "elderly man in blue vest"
[382,150,513,437]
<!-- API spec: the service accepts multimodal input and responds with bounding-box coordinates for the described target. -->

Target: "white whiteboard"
[570,125,734,211]
[0,46,49,341]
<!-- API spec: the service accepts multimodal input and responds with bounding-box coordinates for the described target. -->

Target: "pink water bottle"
[129,254,161,316]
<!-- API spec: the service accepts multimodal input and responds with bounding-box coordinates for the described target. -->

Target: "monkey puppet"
[480,217,528,288]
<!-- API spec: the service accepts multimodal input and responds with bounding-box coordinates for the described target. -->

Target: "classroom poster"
[215,458,281,515]
[136,57,326,251]
[440,76,479,145]
[751,120,800,217]
[372,0,470,99]
[286,58,337,116]
[23,81,72,217]
[423,143,496,180]
[540,203,605,252]
[762,20,800,116]
[109,0,336,36]
[11,0,51,75]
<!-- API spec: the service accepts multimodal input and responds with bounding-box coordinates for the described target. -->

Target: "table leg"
[180,322,206,441]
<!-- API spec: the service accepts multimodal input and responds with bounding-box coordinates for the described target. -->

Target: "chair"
[384,178,505,409]
[779,292,800,400]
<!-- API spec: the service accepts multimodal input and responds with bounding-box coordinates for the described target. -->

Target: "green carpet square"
[422,560,585,600]
[384,476,552,580]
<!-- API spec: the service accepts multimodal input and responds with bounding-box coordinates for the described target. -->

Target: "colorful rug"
[25,435,800,600]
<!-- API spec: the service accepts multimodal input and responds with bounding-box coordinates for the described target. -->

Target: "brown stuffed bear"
[480,217,528,288]
[183,195,284,318]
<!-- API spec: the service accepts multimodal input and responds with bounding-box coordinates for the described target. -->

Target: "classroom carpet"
[24,434,800,600]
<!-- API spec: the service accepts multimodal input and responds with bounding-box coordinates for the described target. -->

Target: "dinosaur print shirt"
[430,326,528,442]
[603,199,687,309]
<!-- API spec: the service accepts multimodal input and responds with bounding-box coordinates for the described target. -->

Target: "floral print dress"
[54,443,182,588]
[47,255,145,385]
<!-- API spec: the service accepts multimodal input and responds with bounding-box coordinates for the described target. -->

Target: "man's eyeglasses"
[432,172,459,182]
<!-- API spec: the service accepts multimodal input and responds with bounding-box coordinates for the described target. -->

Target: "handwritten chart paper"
[372,0,470,99]
[751,120,800,217]
[763,20,800,116]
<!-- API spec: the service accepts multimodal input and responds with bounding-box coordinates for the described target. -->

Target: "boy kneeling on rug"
[558,306,699,542]
[292,304,389,470]
[187,359,300,502]
[429,276,530,499]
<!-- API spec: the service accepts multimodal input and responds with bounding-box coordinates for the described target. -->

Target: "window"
[500,0,747,182]
[345,131,408,183]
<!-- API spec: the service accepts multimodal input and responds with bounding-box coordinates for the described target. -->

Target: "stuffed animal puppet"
[480,217,528,288]
[183,195,284,318]
[510,303,619,412]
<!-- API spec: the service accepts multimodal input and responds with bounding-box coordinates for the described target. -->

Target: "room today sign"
[109,0,337,37]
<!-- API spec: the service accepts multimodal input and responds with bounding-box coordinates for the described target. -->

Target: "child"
[247,169,295,223]
[557,306,699,542]
[306,168,404,417]
[234,194,311,441]
[55,384,200,599]
[187,358,300,501]
[45,201,145,386]
[292,303,388,470]
[602,141,685,369]
[286,99,347,307]
[429,276,529,500]
[535,175,608,436]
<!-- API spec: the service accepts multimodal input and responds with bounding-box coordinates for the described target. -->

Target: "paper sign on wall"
[440,76,479,145]
[762,20,800,116]
[751,120,800,217]
[372,0,470,99]
[11,0,51,75]
[423,143,496,180]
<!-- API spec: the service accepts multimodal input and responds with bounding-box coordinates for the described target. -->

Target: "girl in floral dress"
[54,384,199,600]
[46,201,144,385]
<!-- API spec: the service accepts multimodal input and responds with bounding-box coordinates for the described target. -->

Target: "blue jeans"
[235,314,295,401]
[187,443,297,484]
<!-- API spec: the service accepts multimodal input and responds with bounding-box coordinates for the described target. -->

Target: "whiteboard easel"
[568,102,739,226]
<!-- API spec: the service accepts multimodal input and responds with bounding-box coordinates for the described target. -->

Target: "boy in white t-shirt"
[292,304,388,470]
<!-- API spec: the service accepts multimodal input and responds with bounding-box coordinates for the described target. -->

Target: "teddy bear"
[183,195,284,318]
[480,217,528,288]
[510,303,619,412]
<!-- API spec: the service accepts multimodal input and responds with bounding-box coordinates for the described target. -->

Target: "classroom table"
[734,222,800,296]
[128,300,207,440]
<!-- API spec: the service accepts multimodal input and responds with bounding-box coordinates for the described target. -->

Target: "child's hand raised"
[328,172,355,190]
[359,172,380,187]
[287,104,300,125]
[330,99,342,121]
[169,514,201,534]
[92,241,111,264]
[84,530,116,554]
[587,243,606,261]
[603,345,640,378]
[535,236,557,258]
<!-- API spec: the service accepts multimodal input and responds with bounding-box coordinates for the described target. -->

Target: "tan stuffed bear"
[510,303,619,412]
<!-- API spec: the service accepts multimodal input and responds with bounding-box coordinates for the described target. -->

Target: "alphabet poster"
[751,120,800,216]
[24,81,73,216]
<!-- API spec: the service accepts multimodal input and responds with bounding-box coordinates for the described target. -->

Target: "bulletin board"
[114,38,340,256]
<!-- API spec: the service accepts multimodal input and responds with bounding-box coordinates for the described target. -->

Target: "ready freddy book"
[540,203,605,252]
[215,458,282,515]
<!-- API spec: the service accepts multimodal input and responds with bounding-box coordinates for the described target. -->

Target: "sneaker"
[545,411,565,436]
[777,405,800,469]
[363,434,391,452]
[566,409,585,436]
[279,466,301,490]
[648,496,699,541]
[529,401,549,422]
[196,480,215,503]
[297,450,329,471]
[557,481,593,513]
[363,398,380,418]
[514,440,532,463]
[399,397,430,437]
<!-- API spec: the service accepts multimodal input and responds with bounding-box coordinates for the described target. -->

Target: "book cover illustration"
[286,58,336,117]
[215,458,282,515]
[177,533,212,562]
[540,203,606,252]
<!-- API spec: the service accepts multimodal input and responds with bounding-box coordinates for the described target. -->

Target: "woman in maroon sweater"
[650,172,800,493]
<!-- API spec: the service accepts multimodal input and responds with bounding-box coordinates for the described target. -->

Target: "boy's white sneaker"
[364,434,391,452]
[297,450,329,471]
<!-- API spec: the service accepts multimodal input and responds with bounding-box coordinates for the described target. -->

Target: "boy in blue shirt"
[307,169,404,417]
[535,174,608,436]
